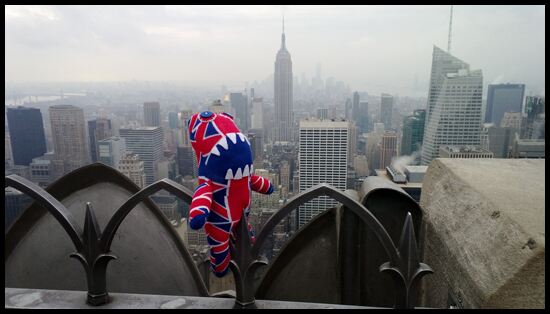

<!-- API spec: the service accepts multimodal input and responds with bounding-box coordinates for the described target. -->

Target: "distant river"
[5,93,87,106]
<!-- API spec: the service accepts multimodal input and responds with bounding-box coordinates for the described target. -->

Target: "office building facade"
[298,119,349,228]
[401,109,426,157]
[143,102,161,127]
[119,126,163,185]
[421,46,483,165]
[49,105,89,178]
[485,84,525,125]
[97,136,127,169]
[88,118,113,163]
[230,92,249,132]
[380,94,394,130]
[523,96,545,139]
[379,131,398,169]
[6,106,47,166]
[118,153,147,188]
[439,145,494,158]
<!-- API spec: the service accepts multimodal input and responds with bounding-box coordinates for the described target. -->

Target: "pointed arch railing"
[5,174,432,308]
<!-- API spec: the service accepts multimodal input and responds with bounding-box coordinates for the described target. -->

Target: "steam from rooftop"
[390,150,420,173]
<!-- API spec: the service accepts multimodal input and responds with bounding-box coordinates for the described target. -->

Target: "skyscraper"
[88,118,113,163]
[230,92,249,131]
[485,84,525,125]
[6,106,47,166]
[480,124,513,158]
[119,126,163,185]
[380,94,394,130]
[177,146,196,178]
[168,112,179,130]
[351,92,369,133]
[345,98,353,120]
[379,131,398,169]
[401,109,426,157]
[49,105,89,178]
[421,46,483,165]
[274,19,293,142]
[5,135,13,168]
[352,91,360,117]
[523,96,545,139]
[97,136,127,169]
[298,119,349,228]
[143,102,161,127]
[250,97,264,130]
[118,153,146,188]
[5,187,32,230]
[247,129,264,162]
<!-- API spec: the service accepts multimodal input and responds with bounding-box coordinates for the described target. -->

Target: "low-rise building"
[439,145,494,159]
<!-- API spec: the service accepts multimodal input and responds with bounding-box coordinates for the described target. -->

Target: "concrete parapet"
[419,158,544,309]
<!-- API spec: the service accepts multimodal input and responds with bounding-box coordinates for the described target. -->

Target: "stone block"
[419,158,544,309]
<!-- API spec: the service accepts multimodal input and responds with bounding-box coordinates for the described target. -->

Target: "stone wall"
[419,158,545,308]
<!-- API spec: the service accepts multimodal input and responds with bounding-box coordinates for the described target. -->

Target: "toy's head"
[187,111,253,182]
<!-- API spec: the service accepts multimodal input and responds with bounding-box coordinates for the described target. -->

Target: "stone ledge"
[419,158,544,309]
[5,288,377,309]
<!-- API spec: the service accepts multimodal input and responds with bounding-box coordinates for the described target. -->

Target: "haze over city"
[4,5,545,309]
[5,5,546,96]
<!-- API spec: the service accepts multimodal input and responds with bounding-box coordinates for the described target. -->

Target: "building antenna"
[447,5,453,53]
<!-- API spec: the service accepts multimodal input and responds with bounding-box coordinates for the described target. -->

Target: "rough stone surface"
[419,158,545,309]
[5,288,374,309]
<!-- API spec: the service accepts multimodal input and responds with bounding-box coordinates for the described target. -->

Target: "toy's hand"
[250,175,275,195]
[188,180,213,230]
[189,209,208,230]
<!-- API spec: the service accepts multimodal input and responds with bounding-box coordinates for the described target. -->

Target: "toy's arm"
[189,179,213,230]
[250,175,274,195]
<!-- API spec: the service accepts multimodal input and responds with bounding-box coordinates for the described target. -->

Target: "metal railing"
[5,173,432,309]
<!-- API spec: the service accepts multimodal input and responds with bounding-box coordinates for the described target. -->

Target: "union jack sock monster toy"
[187,110,274,277]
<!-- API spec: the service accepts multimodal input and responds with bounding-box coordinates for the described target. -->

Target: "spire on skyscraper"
[281,15,286,49]
[448,5,453,53]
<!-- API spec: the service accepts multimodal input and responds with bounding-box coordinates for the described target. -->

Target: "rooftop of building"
[49,105,81,109]
[300,118,349,127]
[515,139,545,145]
[440,145,492,153]
[119,126,161,131]
[403,165,428,173]
[7,106,40,110]
[374,169,423,188]
[98,136,124,142]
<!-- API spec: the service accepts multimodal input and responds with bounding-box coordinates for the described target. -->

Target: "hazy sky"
[5,5,546,96]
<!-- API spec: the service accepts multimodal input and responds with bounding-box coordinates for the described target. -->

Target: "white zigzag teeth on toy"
[218,137,228,150]
[243,165,250,177]
[225,168,234,180]
[227,133,237,144]
[237,133,245,142]
[234,167,243,179]
[211,146,220,156]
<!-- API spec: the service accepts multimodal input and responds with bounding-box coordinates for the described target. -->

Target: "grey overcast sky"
[5,5,546,96]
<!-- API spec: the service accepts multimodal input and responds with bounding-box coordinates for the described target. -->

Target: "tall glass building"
[380,94,394,130]
[485,84,525,126]
[401,109,426,158]
[421,46,483,165]
[6,106,47,166]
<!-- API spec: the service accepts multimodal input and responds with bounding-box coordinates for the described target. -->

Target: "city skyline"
[5,5,546,96]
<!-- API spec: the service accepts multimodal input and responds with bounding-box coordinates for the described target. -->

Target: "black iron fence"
[5,173,432,309]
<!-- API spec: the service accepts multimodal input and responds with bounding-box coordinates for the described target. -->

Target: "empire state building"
[274,19,293,142]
